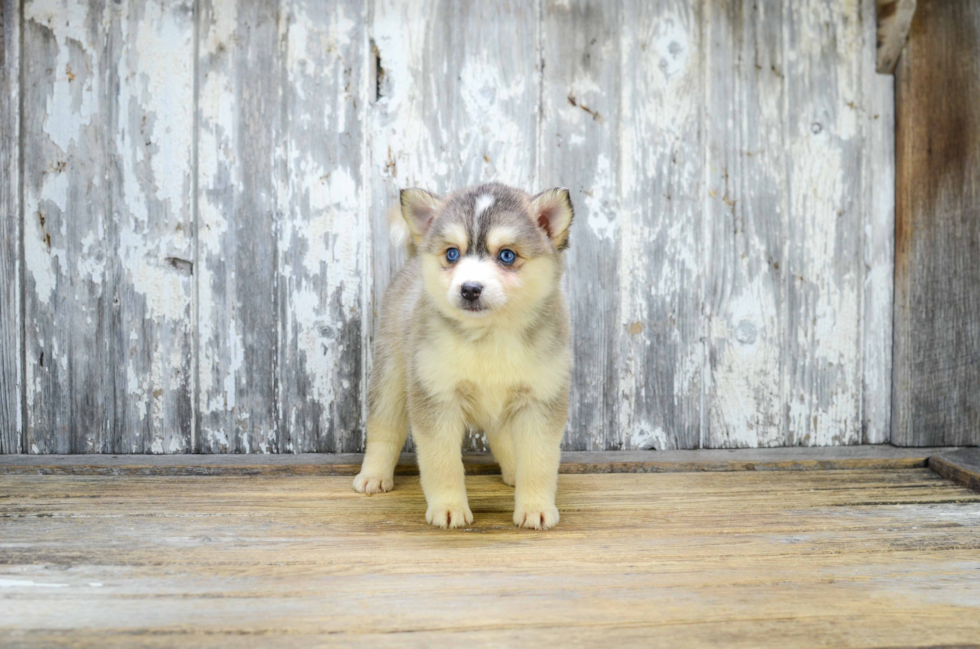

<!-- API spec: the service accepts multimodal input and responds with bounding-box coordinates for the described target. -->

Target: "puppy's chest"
[416,329,562,415]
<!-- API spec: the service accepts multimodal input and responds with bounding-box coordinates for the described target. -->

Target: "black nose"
[460,282,483,302]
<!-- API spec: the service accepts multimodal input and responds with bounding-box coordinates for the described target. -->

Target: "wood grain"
[930,448,980,493]
[862,0,895,444]
[107,0,195,453]
[1,470,979,646]
[893,0,980,446]
[0,446,951,476]
[196,0,281,453]
[23,0,112,453]
[705,0,872,448]
[876,0,916,74]
[364,0,427,452]
[619,0,702,450]
[276,0,366,452]
[704,0,788,447]
[784,0,865,446]
[20,0,196,454]
[4,0,902,453]
[0,0,21,453]
[540,0,621,450]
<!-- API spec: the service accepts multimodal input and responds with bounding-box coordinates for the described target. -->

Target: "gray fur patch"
[426,183,554,258]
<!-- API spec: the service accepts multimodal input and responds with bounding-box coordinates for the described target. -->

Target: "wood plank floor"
[2,469,980,647]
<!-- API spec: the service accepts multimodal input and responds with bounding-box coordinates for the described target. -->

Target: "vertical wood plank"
[619,0,703,450]
[107,0,195,453]
[893,0,980,446]
[197,0,280,453]
[366,0,441,452]
[23,0,111,453]
[539,0,620,450]
[704,0,788,448]
[705,0,869,448]
[277,0,365,452]
[0,0,22,453]
[862,0,894,444]
[367,0,539,452]
[783,0,864,446]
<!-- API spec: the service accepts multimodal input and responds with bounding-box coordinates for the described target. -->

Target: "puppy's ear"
[388,206,417,257]
[400,188,443,245]
[531,188,574,250]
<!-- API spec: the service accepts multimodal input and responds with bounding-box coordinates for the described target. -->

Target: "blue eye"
[445,247,460,262]
[498,249,516,265]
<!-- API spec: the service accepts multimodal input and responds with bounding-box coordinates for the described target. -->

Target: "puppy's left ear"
[400,188,443,245]
[531,188,574,251]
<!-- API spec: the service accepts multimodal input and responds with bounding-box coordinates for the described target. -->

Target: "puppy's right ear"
[400,188,442,245]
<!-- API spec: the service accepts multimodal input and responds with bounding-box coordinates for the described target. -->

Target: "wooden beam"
[0,0,21,454]
[877,0,917,73]
[0,446,959,477]
[893,1,980,446]
[929,448,980,493]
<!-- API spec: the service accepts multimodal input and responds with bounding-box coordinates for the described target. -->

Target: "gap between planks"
[1,446,977,488]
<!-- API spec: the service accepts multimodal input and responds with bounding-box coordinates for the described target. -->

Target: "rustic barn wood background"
[0,0,897,454]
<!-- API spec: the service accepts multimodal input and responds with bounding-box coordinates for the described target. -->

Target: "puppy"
[353,182,573,530]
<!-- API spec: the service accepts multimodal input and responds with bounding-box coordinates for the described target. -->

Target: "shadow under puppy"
[354,183,573,530]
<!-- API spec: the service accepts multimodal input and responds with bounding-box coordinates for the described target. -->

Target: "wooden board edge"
[556,458,930,474]
[928,449,980,493]
[0,447,948,477]
[876,0,917,74]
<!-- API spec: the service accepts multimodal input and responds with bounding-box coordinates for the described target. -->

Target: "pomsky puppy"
[353,182,573,530]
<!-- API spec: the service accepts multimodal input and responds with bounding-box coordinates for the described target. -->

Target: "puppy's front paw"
[425,502,474,529]
[514,504,560,530]
[501,470,515,487]
[353,472,394,495]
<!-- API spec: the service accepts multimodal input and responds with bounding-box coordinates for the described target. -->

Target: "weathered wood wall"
[893,0,980,446]
[2,0,895,453]
[1,0,21,453]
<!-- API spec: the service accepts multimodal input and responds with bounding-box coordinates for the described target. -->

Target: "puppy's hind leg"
[485,427,516,487]
[354,360,408,495]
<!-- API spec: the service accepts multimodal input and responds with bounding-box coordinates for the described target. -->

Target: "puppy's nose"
[460,282,483,302]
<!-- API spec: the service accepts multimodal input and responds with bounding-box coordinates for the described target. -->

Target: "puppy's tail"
[389,206,417,257]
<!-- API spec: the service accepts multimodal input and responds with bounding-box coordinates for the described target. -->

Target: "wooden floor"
[2,465,980,647]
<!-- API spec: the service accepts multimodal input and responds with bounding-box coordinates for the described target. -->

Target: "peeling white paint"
[459,59,530,186]
[584,154,616,241]
[16,0,893,454]
[618,2,704,450]
[24,201,64,306]
[0,579,68,589]
[206,0,237,53]
[707,280,784,448]
[125,1,194,218]
[652,17,689,81]
[26,0,100,155]
[196,1,240,431]
[632,423,668,451]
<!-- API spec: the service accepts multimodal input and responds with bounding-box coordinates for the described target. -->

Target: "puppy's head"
[398,183,573,324]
